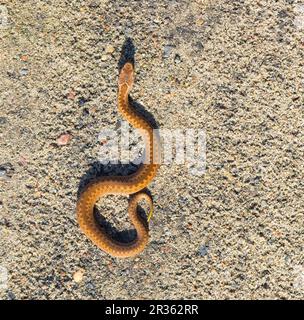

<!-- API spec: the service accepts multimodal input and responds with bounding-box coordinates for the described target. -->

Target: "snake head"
[118,62,134,89]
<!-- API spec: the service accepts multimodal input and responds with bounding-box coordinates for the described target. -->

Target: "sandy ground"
[0,0,303,300]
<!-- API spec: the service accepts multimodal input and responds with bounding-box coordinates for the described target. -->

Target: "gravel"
[0,0,303,300]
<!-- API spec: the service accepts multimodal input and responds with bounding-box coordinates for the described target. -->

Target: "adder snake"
[76,62,160,258]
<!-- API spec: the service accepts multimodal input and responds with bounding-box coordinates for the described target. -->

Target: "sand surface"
[0,0,303,299]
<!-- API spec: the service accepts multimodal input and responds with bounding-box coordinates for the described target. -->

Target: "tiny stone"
[174,54,181,64]
[196,18,204,26]
[89,0,100,8]
[105,45,115,54]
[7,71,17,78]
[0,163,14,178]
[7,291,16,300]
[0,169,7,178]
[57,133,72,146]
[82,108,90,116]
[20,68,28,76]
[198,245,209,257]
[163,45,174,58]
[101,55,108,61]
[278,10,288,18]
[18,155,28,166]
[67,90,76,100]
[195,41,204,50]
[231,168,238,176]
[73,269,85,283]
[0,117,7,125]
[78,97,87,106]
[20,55,29,62]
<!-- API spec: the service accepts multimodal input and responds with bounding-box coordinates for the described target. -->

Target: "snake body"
[76,63,160,258]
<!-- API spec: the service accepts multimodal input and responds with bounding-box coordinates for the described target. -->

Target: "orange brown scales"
[76,62,160,258]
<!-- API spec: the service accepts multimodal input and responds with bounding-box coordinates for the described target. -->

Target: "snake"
[76,62,160,258]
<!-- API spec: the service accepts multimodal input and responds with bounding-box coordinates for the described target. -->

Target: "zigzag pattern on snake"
[76,62,160,258]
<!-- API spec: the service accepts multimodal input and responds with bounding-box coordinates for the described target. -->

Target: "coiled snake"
[76,62,160,258]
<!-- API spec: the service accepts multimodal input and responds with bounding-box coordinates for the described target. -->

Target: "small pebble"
[0,168,7,178]
[89,1,100,8]
[163,45,174,58]
[20,55,28,62]
[82,108,90,116]
[20,68,28,76]
[196,18,204,26]
[0,117,7,125]
[101,55,108,61]
[278,10,288,18]
[195,41,204,51]
[57,133,72,146]
[18,155,28,166]
[105,45,115,54]
[174,54,181,64]
[67,90,76,100]
[73,269,85,283]
[198,245,209,257]
[78,97,87,106]
[0,163,14,178]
